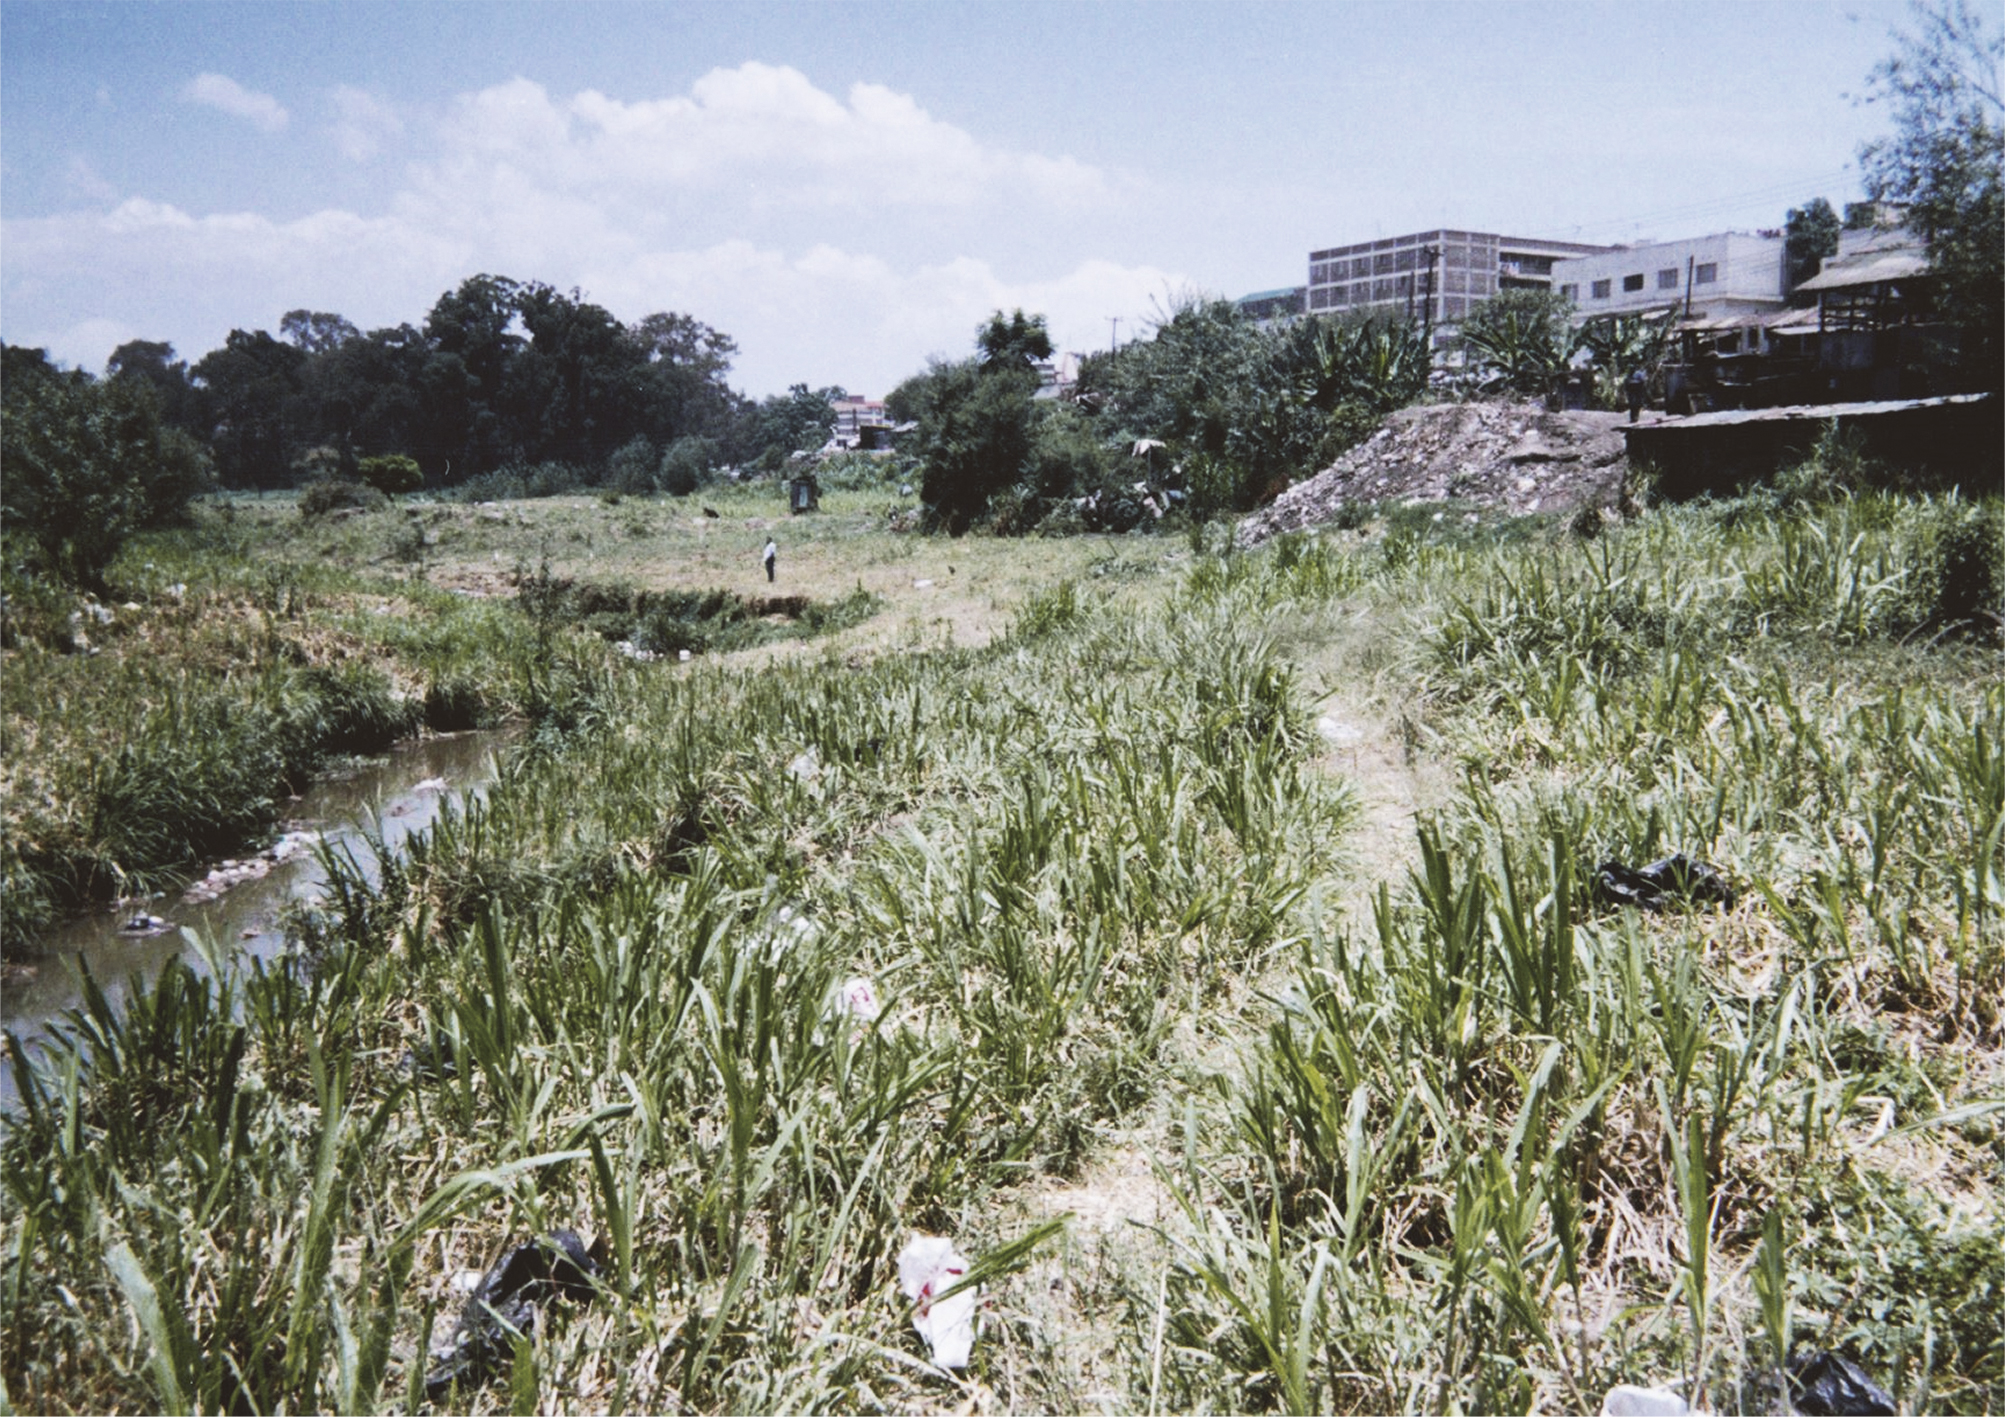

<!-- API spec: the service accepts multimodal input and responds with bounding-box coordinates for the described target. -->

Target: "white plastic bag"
[1601,1383,1688,1416]
[897,1234,977,1368]
[834,977,881,1023]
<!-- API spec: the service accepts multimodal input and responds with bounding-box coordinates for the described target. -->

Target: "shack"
[788,471,820,514]
[1621,392,1998,498]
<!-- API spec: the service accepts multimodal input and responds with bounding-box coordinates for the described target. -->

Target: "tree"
[891,356,1038,534]
[1457,289,1578,396]
[1859,0,2005,390]
[629,311,741,447]
[191,329,307,488]
[279,309,361,354]
[746,383,846,467]
[975,309,1054,371]
[1784,197,1843,293]
[1,348,213,588]
[106,340,200,432]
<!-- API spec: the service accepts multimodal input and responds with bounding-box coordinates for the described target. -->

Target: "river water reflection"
[1,729,512,1101]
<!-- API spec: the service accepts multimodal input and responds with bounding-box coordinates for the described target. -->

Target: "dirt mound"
[1237,400,1632,547]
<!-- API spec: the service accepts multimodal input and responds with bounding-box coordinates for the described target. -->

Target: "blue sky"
[3,0,1911,398]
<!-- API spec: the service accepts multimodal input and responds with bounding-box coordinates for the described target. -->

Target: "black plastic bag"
[424,1229,603,1402]
[1787,1350,1895,1416]
[1594,854,1736,912]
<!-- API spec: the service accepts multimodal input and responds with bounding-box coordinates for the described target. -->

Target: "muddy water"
[1,730,513,1099]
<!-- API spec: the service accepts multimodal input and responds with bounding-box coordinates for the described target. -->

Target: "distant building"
[829,397,893,450]
[1306,230,1613,342]
[1551,232,1787,323]
[1234,287,1307,325]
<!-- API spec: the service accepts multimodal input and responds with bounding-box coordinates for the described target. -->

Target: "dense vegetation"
[2,468,1998,1413]
[19,279,848,503]
[890,301,1432,535]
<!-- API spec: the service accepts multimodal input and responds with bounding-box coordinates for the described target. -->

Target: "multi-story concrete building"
[829,397,893,450]
[1305,230,1613,337]
[1234,287,1307,325]
[1550,232,1787,322]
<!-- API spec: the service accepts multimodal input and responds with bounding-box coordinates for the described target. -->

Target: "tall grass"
[3,480,1999,1412]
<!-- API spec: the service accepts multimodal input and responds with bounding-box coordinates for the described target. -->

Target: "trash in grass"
[833,976,882,1023]
[1787,1351,1895,1415]
[787,747,821,781]
[400,1028,458,1081]
[1594,854,1735,911]
[898,1234,978,1368]
[1600,1382,1688,1415]
[424,1229,604,1402]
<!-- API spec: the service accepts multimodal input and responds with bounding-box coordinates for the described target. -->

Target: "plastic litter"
[1601,1383,1688,1415]
[834,977,881,1023]
[1787,1351,1895,1416]
[424,1229,604,1401]
[787,748,821,781]
[1594,854,1736,911]
[118,913,171,936]
[897,1234,978,1368]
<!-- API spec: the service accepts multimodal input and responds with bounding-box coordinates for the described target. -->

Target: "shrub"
[299,479,387,518]
[356,453,423,497]
[1915,498,2004,638]
[0,350,215,588]
[657,436,717,497]
[607,436,659,495]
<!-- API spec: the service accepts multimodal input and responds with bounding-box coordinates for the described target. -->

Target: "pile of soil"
[1237,400,1632,547]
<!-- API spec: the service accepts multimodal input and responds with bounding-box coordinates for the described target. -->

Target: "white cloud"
[182,73,289,132]
[6,65,1170,394]
[412,65,1112,221]
[328,86,404,161]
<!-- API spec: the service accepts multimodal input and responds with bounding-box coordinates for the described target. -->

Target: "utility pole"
[1421,244,1440,355]
[1106,316,1121,355]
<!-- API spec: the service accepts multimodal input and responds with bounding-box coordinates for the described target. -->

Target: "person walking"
[1624,367,1650,424]
[762,536,777,583]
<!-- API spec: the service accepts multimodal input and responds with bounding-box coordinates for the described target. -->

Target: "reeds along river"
[0,728,513,1108]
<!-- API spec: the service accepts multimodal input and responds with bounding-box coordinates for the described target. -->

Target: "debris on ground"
[833,977,882,1023]
[897,1234,978,1369]
[424,1230,605,1402]
[1788,1351,1896,1416]
[1600,1382,1689,1416]
[1594,854,1736,911]
[1237,400,1630,547]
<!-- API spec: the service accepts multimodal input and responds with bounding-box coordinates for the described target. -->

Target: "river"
[1,729,513,1105]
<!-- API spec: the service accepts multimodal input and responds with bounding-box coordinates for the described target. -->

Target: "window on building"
[1560,283,1578,301]
[1658,268,1680,289]
[1695,263,1718,284]
[1310,287,1330,310]
[1374,253,1395,275]
[1591,279,1612,299]
[1623,273,1645,292]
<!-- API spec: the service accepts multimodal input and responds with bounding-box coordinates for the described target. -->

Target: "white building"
[1551,232,1787,322]
[829,397,893,450]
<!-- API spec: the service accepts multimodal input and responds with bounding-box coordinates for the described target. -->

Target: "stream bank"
[1,728,511,1098]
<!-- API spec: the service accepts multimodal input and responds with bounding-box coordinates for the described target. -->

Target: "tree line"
[89,275,850,491]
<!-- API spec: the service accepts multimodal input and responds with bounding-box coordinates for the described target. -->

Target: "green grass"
[2,475,1999,1413]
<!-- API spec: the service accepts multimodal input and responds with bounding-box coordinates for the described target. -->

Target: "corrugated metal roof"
[1795,247,1930,292]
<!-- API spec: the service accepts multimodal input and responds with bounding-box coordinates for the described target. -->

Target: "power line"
[1557,168,1861,241]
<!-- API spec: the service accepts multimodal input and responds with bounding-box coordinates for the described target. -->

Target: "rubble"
[1237,400,1630,547]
